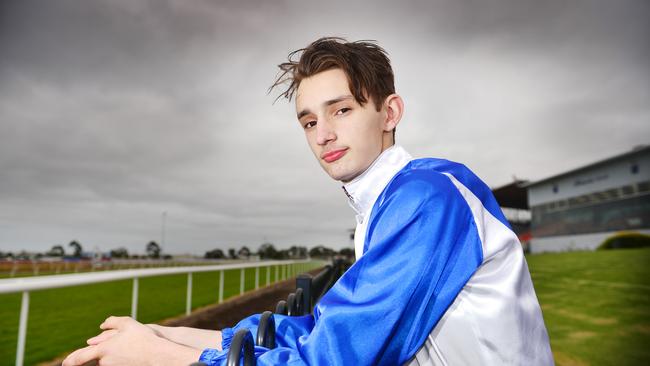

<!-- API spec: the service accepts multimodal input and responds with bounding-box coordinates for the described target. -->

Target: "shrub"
[597,232,650,250]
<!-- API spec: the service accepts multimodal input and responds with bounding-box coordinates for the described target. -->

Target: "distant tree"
[258,243,279,259]
[338,247,354,259]
[69,240,83,258]
[162,254,173,260]
[308,246,321,258]
[110,247,129,259]
[277,249,290,259]
[146,241,161,258]
[205,248,225,259]
[47,245,65,257]
[309,245,335,259]
[288,246,298,258]
[288,246,307,259]
[238,246,251,259]
[228,248,237,259]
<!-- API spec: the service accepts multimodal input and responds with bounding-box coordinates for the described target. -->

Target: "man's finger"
[87,329,118,345]
[62,345,101,366]
[100,315,131,330]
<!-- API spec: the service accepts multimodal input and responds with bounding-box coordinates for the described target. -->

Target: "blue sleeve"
[199,313,315,364]
[202,170,484,365]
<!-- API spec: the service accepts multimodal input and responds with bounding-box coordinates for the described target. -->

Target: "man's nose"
[316,118,336,145]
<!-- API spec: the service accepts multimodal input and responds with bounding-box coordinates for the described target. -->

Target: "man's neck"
[342,145,412,221]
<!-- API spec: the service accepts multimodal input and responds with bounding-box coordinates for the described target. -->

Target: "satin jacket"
[199,145,554,365]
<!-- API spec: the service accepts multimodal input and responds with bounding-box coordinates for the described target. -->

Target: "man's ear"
[383,94,404,132]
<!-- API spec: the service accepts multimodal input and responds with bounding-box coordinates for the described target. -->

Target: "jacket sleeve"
[198,313,315,364]
[200,170,484,365]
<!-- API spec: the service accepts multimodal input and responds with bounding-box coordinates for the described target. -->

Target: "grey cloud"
[0,0,648,254]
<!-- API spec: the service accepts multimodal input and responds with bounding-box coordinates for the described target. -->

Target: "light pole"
[161,211,167,254]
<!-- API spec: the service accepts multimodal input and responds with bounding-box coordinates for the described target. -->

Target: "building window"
[631,163,639,174]
[552,184,558,193]
[531,194,650,237]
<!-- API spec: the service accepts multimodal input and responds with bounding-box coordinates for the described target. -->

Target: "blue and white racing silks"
[199,145,554,365]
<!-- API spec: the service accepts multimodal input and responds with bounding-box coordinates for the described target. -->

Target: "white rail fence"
[0,259,317,366]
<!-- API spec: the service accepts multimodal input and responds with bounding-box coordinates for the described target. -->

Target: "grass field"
[527,248,650,366]
[0,263,319,366]
[1,250,648,365]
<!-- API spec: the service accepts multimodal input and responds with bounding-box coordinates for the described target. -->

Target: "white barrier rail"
[0,259,317,366]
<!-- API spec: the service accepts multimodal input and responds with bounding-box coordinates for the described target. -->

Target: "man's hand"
[62,316,202,366]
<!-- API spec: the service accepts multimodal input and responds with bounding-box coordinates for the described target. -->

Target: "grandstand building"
[525,145,650,253]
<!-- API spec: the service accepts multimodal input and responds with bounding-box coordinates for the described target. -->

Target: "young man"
[64,37,553,365]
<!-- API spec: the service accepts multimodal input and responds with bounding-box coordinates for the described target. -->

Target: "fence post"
[266,265,270,286]
[15,291,29,366]
[255,267,259,290]
[131,278,139,320]
[275,265,279,282]
[296,275,313,315]
[218,270,224,303]
[186,272,193,315]
[240,268,245,295]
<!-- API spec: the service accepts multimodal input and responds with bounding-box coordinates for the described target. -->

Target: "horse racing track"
[0,250,648,365]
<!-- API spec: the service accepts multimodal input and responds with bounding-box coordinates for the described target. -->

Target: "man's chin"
[325,168,359,183]
[323,168,345,182]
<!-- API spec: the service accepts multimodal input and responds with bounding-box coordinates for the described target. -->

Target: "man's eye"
[304,121,316,129]
[336,108,351,115]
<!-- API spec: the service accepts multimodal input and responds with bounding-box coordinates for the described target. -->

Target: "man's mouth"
[321,148,349,163]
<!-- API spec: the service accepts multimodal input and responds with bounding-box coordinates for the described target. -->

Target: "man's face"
[295,68,390,182]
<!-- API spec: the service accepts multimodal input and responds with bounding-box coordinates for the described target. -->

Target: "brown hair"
[270,37,395,112]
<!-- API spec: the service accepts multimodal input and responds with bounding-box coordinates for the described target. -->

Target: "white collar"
[342,145,413,224]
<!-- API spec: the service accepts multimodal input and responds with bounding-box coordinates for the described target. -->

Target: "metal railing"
[0,259,319,366]
[224,259,351,365]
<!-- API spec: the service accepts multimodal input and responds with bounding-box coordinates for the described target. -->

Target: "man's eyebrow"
[324,94,354,106]
[297,109,312,120]
[297,95,354,120]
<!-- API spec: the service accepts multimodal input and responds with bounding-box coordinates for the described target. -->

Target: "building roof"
[491,180,529,209]
[524,145,650,188]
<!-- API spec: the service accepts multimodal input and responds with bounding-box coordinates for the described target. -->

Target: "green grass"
[527,248,650,366]
[0,262,320,366]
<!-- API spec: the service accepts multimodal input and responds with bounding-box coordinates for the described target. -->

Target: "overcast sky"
[0,0,648,255]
